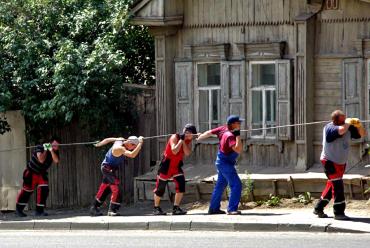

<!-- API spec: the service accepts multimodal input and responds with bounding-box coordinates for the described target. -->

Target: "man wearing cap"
[197,115,243,215]
[90,136,143,216]
[314,110,366,220]
[153,124,198,215]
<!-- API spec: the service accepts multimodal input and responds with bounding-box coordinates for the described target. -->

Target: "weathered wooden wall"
[27,90,157,209]
[132,0,370,171]
[178,0,370,169]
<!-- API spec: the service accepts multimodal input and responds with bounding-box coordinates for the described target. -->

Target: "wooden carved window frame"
[325,0,339,10]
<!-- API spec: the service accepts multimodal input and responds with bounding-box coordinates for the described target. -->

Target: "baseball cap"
[184,124,197,134]
[127,136,140,145]
[227,115,244,125]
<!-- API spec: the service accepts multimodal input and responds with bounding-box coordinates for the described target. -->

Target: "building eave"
[131,16,183,26]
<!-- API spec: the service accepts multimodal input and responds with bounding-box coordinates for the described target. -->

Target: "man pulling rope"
[90,136,144,216]
[313,110,366,220]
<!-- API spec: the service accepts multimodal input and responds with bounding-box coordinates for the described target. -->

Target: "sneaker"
[334,214,351,221]
[208,209,226,215]
[15,209,27,218]
[35,211,48,217]
[313,209,328,218]
[153,207,166,216]
[90,206,103,216]
[172,206,187,215]
[107,210,121,216]
[227,210,242,215]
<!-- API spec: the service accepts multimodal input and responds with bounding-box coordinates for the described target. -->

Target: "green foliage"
[240,171,254,206]
[0,116,11,134]
[256,194,281,207]
[0,0,155,140]
[293,192,313,205]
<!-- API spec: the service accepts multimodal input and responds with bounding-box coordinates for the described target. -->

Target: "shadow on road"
[349,217,370,224]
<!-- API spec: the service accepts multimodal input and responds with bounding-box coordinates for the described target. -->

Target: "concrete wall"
[0,111,26,211]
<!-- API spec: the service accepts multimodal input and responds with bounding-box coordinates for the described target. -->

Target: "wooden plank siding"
[26,92,156,209]
[132,0,370,170]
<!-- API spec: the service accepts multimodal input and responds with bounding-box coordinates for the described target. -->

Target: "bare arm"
[196,130,214,141]
[112,137,144,159]
[170,135,183,155]
[232,136,243,154]
[50,150,59,164]
[95,137,124,147]
[338,124,350,136]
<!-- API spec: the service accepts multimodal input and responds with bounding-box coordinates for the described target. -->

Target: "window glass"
[199,90,209,132]
[266,90,276,136]
[198,63,220,87]
[252,64,275,87]
[251,63,276,138]
[211,90,220,128]
[252,90,263,136]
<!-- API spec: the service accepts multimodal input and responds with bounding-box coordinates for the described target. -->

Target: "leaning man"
[314,110,366,220]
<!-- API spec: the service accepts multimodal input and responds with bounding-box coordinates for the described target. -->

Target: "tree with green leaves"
[0,0,155,141]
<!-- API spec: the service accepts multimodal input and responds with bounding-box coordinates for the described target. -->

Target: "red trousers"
[16,169,49,211]
[315,159,346,215]
[94,165,122,211]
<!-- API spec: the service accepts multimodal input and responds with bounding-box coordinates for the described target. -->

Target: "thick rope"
[1,119,370,153]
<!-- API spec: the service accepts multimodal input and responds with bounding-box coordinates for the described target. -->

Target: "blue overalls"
[209,150,242,212]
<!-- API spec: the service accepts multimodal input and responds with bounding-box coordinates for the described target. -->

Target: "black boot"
[107,202,121,216]
[15,204,27,217]
[90,200,103,216]
[314,199,329,218]
[35,205,48,217]
[313,209,328,218]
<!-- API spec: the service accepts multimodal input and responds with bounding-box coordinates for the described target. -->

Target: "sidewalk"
[1,204,369,233]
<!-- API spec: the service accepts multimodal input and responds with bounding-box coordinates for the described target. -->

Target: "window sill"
[196,138,219,145]
[244,139,284,153]
[245,139,278,146]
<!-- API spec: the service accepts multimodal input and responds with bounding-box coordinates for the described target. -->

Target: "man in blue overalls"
[197,115,243,215]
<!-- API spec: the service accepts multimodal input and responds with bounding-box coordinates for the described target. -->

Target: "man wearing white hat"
[90,136,143,216]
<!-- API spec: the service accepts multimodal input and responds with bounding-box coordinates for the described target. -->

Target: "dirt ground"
[185,198,370,217]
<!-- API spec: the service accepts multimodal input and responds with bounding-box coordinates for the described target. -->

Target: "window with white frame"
[250,62,277,138]
[197,63,221,131]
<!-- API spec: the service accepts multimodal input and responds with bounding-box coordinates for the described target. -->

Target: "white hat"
[127,136,139,145]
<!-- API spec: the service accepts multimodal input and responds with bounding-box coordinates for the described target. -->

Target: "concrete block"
[170,221,191,231]
[71,222,108,230]
[0,221,34,230]
[109,222,148,230]
[34,221,71,230]
[148,221,171,230]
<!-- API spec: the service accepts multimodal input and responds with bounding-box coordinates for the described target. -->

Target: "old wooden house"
[130,0,370,172]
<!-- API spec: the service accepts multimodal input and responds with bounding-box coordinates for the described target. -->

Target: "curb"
[0,220,368,233]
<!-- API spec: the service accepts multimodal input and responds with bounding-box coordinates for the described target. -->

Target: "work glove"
[179,133,186,140]
[43,143,52,151]
[346,118,362,128]
[232,129,241,137]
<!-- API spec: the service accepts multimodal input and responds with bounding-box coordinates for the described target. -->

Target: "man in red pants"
[90,136,143,216]
[153,124,197,215]
[16,137,60,217]
[314,110,366,220]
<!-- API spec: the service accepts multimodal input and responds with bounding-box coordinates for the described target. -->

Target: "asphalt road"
[0,231,369,248]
